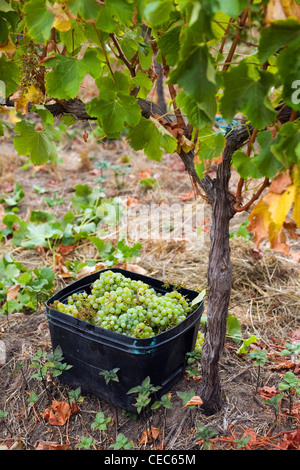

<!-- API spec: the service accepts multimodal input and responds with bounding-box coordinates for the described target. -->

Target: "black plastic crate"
[45,268,204,412]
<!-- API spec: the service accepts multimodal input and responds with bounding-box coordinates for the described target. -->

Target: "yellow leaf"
[52,2,71,31]
[0,36,16,58]
[281,0,300,17]
[10,85,43,114]
[247,199,271,246]
[178,134,195,153]
[266,0,300,21]
[291,165,300,226]
[264,185,296,226]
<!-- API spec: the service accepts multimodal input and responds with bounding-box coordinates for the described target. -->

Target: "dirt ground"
[0,117,299,451]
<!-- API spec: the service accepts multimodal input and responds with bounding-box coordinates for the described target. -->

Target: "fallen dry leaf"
[117,263,147,275]
[56,244,77,256]
[6,283,20,301]
[279,429,300,450]
[139,427,161,445]
[257,385,278,400]
[43,400,73,426]
[137,168,151,179]
[35,440,69,450]
[184,395,203,407]
[289,330,300,341]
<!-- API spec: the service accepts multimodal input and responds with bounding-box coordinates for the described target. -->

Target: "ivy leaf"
[127,116,176,161]
[23,0,55,44]
[220,61,276,129]
[13,120,59,165]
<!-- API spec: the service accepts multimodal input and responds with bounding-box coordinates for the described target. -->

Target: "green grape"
[51,270,197,339]
[195,331,205,353]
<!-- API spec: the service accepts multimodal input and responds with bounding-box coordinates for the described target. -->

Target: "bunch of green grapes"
[52,270,195,339]
[195,331,205,353]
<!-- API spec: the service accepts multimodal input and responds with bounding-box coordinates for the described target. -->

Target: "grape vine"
[0,0,299,414]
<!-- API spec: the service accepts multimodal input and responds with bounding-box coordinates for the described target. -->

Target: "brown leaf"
[184,395,203,407]
[289,330,300,341]
[6,284,20,301]
[247,199,270,246]
[75,262,106,279]
[35,440,69,450]
[269,170,292,194]
[139,427,161,445]
[257,386,278,400]
[279,430,300,450]
[56,244,77,256]
[137,168,151,179]
[43,401,72,426]
[241,429,257,447]
[117,263,147,275]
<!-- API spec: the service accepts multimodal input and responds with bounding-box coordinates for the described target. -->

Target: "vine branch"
[109,33,136,77]
[222,7,250,71]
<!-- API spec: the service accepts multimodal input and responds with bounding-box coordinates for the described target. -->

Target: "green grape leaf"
[0,56,19,96]
[277,36,300,111]
[157,26,181,66]
[103,0,135,27]
[13,120,59,165]
[197,132,226,161]
[258,18,300,63]
[270,122,300,168]
[232,150,263,179]
[80,46,103,79]
[96,71,130,98]
[141,0,175,28]
[0,0,14,12]
[168,45,218,105]
[60,20,87,52]
[23,0,55,44]
[67,0,101,21]
[86,94,141,138]
[251,131,282,179]
[45,49,102,99]
[0,16,8,43]
[219,61,276,129]
[176,91,216,129]
[127,116,177,161]
[131,70,152,99]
